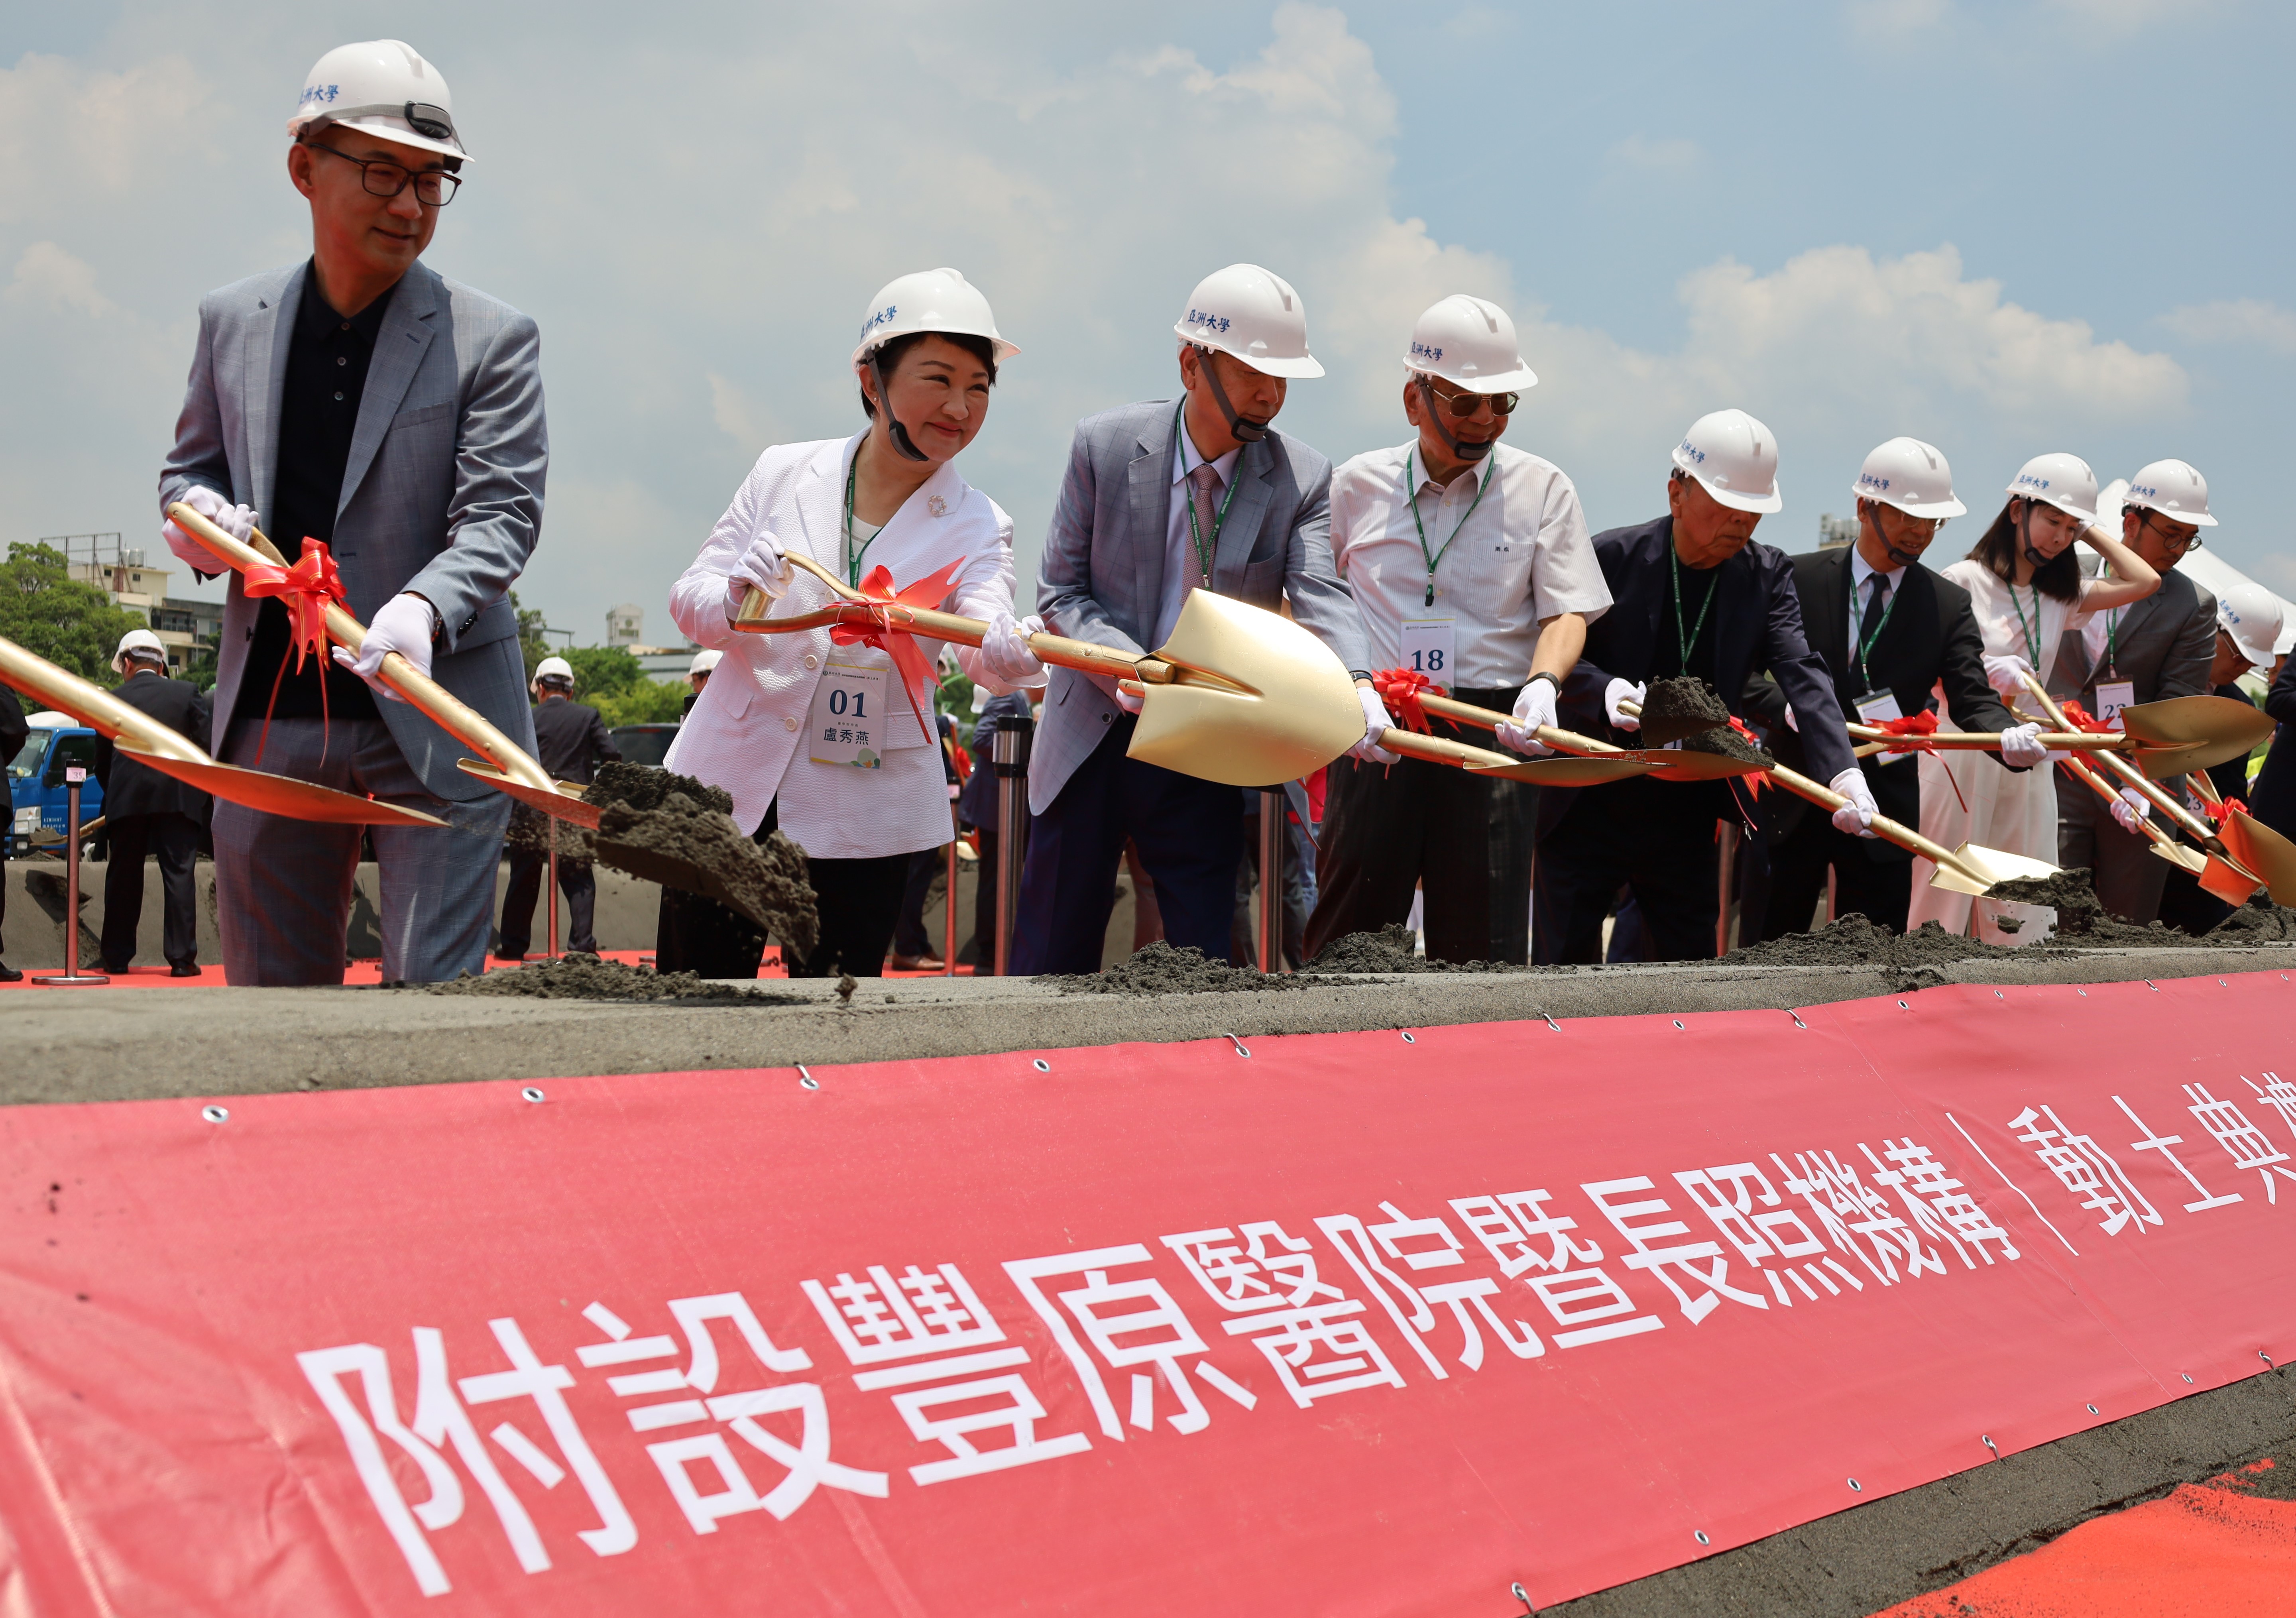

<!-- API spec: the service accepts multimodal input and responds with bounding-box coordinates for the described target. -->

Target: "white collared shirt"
[1847,545,1907,686]
[1153,416,1243,649]
[1328,439,1610,688]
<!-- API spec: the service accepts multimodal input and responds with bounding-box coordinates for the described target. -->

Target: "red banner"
[3,972,2294,1615]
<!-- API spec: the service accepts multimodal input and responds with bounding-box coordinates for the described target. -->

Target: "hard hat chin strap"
[868,355,930,462]
[1864,503,1923,570]
[2013,499,2049,570]
[1195,347,1270,444]
[1416,377,1493,463]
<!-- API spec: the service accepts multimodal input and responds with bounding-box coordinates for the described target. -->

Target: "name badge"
[2093,680,2136,729]
[808,662,887,769]
[1400,617,1456,682]
[1852,689,1909,764]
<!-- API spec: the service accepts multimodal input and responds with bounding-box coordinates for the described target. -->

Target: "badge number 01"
[810,663,887,769]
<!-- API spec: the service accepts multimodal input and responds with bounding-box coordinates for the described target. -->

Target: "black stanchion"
[32,768,107,986]
[993,716,1033,977]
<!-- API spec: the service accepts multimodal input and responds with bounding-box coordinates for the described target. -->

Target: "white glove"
[723,530,791,619]
[1829,766,1879,838]
[1352,685,1399,764]
[161,485,254,574]
[1605,678,1647,733]
[979,612,1046,686]
[1982,653,2035,700]
[1783,703,1798,733]
[1496,678,1558,756]
[1999,721,2048,768]
[2111,786,2153,835]
[1114,683,1144,716]
[331,592,436,701]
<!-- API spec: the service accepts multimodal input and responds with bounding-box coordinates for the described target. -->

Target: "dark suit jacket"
[2249,661,2296,840]
[530,696,620,786]
[92,672,212,822]
[0,685,25,774]
[1560,515,1858,784]
[1742,548,2019,859]
[2045,568,2215,712]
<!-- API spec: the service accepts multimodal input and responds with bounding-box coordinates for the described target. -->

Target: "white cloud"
[1845,0,1953,38]
[2161,298,2296,356]
[4,242,118,317]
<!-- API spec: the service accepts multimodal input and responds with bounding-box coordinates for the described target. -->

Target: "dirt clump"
[423,955,788,1002]
[583,766,820,960]
[1724,914,2001,968]
[1638,676,1732,744]
[1055,940,1329,995]
[1303,925,1524,974]
[1679,723,1772,767]
[1989,867,2208,948]
[2207,893,2296,942]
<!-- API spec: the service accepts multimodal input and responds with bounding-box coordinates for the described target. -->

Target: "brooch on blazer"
[927,494,948,517]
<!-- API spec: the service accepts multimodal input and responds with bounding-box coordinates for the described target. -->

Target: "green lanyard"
[2005,579,2043,665]
[1403,449,1495,607]
[1176,402,1240,588]
[1852,567,1902,690]
[1669,543,1720,672]
[843,456,880,588]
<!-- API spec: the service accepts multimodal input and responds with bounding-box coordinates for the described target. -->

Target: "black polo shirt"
[233,260,395,725]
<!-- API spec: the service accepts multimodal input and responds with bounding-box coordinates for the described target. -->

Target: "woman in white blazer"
[664,268,1046,977]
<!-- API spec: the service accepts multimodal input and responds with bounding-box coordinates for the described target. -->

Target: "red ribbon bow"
[1873,710,1941,753]
[243,537,348,763]
[1370,667,1446,733]
[830,559,967,737]
[1726,716,1769,798]
[2052,700,2117,735]
[2203,796,2252,824]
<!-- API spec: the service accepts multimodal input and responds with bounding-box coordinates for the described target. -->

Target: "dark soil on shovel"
[583,763,820,959]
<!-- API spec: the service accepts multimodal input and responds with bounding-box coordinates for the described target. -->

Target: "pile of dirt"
[2208,893,2296,942]
[424,955,783,1001]
[583,765,820,959]
[1680,723,1772,767]
[1724,914,2002,968]
[1302,925,1525,975]
[1639,676,1732,743]
[1054,940,1327,995]
[1989,868,2211,949]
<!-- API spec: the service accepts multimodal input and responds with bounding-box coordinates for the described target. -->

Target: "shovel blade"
[120,747,444,827]
[1925,841,2060,897]
[2198,853,2264,906]
[1466,754,1667,786]
[2215,808,2296,906]
[1129,589,1364,786]
[458,759,604,829]
[1644,748,1774,782]
[2144,838,2211,875]
[2120,694,2275,774]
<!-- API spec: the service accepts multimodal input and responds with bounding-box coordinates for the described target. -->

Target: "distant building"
[1817,513,1858,550]
[49,533,220,674]
[606,604,644,647]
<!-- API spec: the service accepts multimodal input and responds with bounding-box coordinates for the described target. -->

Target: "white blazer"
[666,434,1022,859]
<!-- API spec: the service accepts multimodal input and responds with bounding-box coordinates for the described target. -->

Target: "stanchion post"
[1258,787,1284,974]
[1715,821,1739,957]
[993,716,1033,977]
[32,768,106,986]
[546,814,560,960]
[944,791,959,978]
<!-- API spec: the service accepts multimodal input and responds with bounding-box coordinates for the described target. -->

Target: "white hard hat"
[2217,582,2283,668]
[112,629,167,674]
[1174,264,1325,379]
[1852,437,1966,519]
[533,656,573,687]
[287,41,469,163]
[2006,452,2099,524]
[1404,295,1537,394]
[851,268,1017,366]
[1671,409,1782,514]
[689,648,722,677]
[2123,457,2218,528]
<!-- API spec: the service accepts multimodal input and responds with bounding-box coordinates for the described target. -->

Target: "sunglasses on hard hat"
[306,140,462,206]
[1419,377,1519,417]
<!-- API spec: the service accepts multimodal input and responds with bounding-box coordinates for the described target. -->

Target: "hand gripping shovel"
[734,555,1367,786]
[1408,688,1762,783]
[164,503,597,828]
[0,633,442,828]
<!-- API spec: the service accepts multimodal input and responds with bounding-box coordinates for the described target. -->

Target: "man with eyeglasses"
[1742,438,2042,938]
[2043,458,2221,924]
[157,40,545,985]
[1303,296,1608,965]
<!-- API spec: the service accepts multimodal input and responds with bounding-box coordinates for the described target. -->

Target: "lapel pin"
[927,494,948,517]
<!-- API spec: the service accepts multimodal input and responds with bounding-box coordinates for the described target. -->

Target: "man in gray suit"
[1009,264,1387,974]
[157,40,543,985]
[2046,457,2219,923]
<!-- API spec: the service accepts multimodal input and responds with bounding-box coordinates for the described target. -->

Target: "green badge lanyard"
[1669,543,1720,672]
[2005,579,2044,666]
[1403,449,1495,607]
[843,456,880,588]
[1851,566,1903,691]
[1176,401,1240,589]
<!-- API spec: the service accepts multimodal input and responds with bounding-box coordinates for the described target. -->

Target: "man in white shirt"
[1305,297,1610,964]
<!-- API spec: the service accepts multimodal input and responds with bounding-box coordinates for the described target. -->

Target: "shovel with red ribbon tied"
[1358,668,1659,786]
[1845,691,2270,779]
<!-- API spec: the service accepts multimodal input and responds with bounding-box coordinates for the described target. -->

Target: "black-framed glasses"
[305,140,462,206]
[2138,509,2202,550]
[1419,377,1519,417]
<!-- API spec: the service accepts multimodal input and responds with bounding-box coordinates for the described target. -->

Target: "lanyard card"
[1400,617,1456,682]
[2092,680,2136,729]
[1852,689,1911,765]
[808,663,888,769]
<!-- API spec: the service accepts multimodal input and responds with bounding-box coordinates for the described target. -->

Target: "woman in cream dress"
[1905,453,2157,944]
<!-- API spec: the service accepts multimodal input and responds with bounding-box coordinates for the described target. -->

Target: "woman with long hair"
[1904,453,2158,944]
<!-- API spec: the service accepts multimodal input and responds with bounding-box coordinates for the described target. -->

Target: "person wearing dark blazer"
[1541,410,1866,963]
[497,657,620,959]
[1743,440,2041,938]
[92,631,212,975]
[0,683,26,980]
[2160,590,2283,934]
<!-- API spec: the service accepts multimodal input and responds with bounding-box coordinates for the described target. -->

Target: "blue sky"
[3,0,2288,644]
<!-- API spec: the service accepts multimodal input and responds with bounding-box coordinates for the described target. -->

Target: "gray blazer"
[1030,399,1366,813]
[2046,567,2216,714]
[158,259,543,801]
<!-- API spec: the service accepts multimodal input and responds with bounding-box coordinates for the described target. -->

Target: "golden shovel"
[734,555,1366,787]
[163,503,596,828]
[1846,694,2269,781]
[1410,689,1769,783]
[0,633,441,828]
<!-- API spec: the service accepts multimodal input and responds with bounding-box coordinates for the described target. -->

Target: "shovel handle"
[1411,688,1626,756]
[2010,670,2219,848]
[1377,727,1529,773]
[166,503,558,794]
[0,634,208,766]
[1844,721,2129,751]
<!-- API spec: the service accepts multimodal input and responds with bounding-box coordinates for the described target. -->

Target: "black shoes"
[0,961,20,983]
[171,963,201,978]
